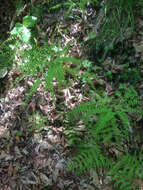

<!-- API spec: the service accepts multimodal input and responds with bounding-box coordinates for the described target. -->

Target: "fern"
[115,86,143,115]
[108,151,143,190]
[68,142,111,175]
[19,43,56,76]
[10,40,83,101]
[44,59,66,93]
[66,86,143,189]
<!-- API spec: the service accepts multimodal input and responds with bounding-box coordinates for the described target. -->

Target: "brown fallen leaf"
[39,172,52,185]
[8,163,14,177]
[15,135,20,142]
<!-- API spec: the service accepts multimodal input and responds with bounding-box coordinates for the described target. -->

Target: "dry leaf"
[8,163,14,177]
[40,172,52,185]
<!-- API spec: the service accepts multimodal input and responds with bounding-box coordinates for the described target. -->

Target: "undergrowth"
[65,86,143,190]
[1,0,143,189]
[86,0,142,62]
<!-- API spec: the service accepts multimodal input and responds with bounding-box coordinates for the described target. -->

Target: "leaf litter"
[0,1,143,189]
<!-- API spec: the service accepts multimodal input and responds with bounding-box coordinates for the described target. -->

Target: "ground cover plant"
[0,0,143,189]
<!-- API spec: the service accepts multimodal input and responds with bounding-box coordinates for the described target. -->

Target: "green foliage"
[3,1,143,189]
[68,143,111,175]
[108,151,143,190]
[66,86,143,189]
[96,0,136,47]
[14,0,25,16]
[10,23,31,43]
[0,40,15,70]
[10,15,37,43]
[10,36,83,101]
[49,0,99,16]
[0,39,16,81]
[82,60,92,68]
[24,78,42,106]
[118,67,141,84]
[65,0,98,16]
[23,16,37,28]
[86,0,141,61]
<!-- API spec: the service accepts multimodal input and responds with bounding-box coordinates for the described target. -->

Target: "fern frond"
[68,143,109,174]
[66,85,143,190]
[108,151,143,190]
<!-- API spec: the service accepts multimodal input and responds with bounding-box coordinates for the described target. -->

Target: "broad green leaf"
[10,23,23,35]
[23,15,37,28]
[21,26,31,43]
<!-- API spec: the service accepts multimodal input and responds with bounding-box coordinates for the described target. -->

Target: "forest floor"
[0,1,143,190]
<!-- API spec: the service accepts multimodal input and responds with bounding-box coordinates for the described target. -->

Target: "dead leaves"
[8,163,14,177]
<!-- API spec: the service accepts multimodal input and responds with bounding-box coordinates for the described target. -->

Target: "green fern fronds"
[68,142,110,174]
[66,86,143,189]
[116,86,140,106]
[67,92,132,145]
[44,60,66,93]
[44,55,82,91]
[9,40,83,103]
[16,42,83,93]
[108,151,143,190]
[115,86,143,116]
[20,43,55,76]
